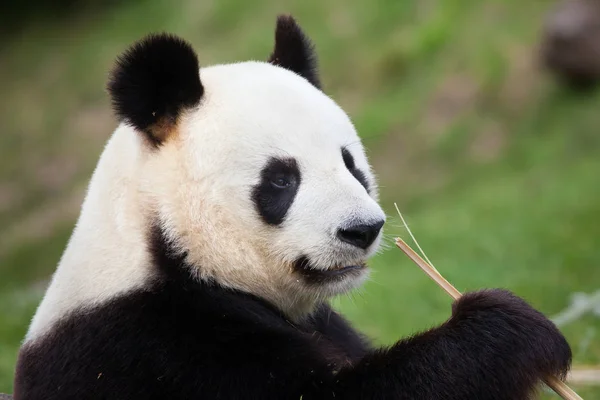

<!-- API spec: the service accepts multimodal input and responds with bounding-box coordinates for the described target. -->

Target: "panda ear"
[268,15,321,89]
[107,33,204,147]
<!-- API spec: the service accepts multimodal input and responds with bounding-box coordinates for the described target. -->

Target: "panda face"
[152,62,385,310]
[108,17,385,317]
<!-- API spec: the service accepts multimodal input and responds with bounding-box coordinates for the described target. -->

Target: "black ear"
[268,15,321,88]
[107,33,204,146]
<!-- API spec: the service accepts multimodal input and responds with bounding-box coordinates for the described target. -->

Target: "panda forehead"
[200,62,355,132]
[182,61,362,162]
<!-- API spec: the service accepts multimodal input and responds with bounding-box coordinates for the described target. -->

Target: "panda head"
[107,15,385,318]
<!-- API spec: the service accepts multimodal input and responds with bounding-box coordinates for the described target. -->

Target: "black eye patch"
[341,148,370,193]
[252,157,301,226]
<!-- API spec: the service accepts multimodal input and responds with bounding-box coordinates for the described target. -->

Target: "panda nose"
[337,220,385,250]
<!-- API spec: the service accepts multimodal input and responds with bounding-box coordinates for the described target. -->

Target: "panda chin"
[293,257,367,284]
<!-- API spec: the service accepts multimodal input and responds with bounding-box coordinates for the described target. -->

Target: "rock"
[541,0,600,89]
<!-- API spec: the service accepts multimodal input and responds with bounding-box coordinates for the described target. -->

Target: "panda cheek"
[252,157,301,226]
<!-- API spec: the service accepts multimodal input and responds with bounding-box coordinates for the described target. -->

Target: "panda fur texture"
[14,15,571,400]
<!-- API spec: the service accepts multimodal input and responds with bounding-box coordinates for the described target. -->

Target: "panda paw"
[451,288,572,380]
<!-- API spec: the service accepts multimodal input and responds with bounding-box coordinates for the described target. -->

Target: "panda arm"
[297,289,572,400]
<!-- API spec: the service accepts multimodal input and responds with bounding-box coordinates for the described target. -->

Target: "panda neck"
[149,223,321,322]
[26,127,155,340]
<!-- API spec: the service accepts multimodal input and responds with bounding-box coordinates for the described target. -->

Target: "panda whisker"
[341,140,363,151]
[377,241,392,252]
[264,144,294,159]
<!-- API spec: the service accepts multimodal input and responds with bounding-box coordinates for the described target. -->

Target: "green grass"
[1,0,600,397]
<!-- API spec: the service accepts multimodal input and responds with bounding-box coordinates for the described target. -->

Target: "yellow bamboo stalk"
[395,237,583,400]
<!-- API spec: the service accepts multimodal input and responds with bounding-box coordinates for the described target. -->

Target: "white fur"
[27,127,154,340]
[26,61,384,341]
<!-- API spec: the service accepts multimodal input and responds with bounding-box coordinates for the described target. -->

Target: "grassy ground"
[1,0,599,397]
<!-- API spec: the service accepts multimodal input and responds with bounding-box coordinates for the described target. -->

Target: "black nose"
[337,220,384,250]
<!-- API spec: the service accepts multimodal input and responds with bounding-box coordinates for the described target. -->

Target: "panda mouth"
[293,257,366,283]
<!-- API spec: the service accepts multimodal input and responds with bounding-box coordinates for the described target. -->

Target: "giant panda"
[14,15,572,400]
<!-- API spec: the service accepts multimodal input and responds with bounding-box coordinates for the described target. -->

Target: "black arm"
[301,289,572,400]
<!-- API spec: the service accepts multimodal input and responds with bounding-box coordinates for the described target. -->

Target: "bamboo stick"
[394,237,583,400]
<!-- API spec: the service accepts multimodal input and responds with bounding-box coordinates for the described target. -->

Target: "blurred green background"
[1,0,599,397]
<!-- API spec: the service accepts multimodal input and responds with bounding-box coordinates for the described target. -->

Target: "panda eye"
[270,175,291,189]
[341,147,371,193]
[253,157,301,226]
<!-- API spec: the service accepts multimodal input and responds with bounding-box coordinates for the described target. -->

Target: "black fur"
[252,157,301,226]
[107,33,203,146]
[14,225,572,399]
[342,147,370,192]
[268,15,321,88]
